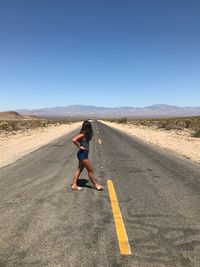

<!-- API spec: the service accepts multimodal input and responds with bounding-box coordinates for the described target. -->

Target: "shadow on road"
[77,178,94,189]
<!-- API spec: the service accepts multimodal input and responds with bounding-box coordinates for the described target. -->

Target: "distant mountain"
[0,111,39,120]
[0,111,24,120]
[17,104,200,118]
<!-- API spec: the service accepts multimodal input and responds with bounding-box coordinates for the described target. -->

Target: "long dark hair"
[80,120,93,141]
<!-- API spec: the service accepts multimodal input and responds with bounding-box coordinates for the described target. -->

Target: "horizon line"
[1,103,200,112]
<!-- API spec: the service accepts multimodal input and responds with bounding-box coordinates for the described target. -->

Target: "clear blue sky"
[0,0,200,111]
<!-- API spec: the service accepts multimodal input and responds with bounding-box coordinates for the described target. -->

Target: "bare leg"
[71,161,84,189]
[82,159,103,190]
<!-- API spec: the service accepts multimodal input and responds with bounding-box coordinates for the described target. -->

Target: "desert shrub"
[191,129,200,138]
[140,121,147,126]
[8,121,21,131]
[176,121,185,127]
[117,118,127,124]
[146,121,154,127]
[191,119,200,130]
[0,122,10,131]
[158,122,167,129]
[165,123,184,130]
[128,116,200,131]
[185,119,192,128]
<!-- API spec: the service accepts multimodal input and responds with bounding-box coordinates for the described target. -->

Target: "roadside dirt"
[101,120,200,164]
[0,122,82,168]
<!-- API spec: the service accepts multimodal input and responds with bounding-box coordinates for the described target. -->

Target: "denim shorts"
[77,149,89,160]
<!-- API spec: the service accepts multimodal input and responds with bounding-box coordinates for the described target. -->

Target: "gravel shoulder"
[0,122,82,168]
[101,120,200,164]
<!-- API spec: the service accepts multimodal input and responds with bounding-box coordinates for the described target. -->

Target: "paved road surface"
[0,120,200,267]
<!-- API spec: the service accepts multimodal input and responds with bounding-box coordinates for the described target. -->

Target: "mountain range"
[16,104,200,118]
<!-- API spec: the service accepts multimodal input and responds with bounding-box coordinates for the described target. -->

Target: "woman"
[71,120,103,191]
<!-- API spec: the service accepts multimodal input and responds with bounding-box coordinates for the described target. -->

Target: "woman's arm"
[72,133,85,149]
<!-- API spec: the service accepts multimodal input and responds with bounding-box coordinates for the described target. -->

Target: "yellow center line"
[98,138,102,144]
[107,180,132,255]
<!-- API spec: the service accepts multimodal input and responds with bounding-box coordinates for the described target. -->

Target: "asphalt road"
[0,120,200,267]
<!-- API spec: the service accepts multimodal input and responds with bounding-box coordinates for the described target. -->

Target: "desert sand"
[101,120,200,164]
[0,122,82,168]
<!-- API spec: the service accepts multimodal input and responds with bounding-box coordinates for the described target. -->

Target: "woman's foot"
[94,184,104,191]
[71,184,82,190]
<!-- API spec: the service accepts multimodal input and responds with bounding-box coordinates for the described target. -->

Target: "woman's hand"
[72,133,85,149]
[80,146,86,150]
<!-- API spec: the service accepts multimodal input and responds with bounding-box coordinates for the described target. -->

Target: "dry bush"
[191,129,200,138]
[116,118,128,124]
[0,118,72,134]
[127,116,200,133]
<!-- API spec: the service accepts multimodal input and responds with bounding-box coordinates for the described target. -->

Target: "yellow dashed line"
[107,180,131,255]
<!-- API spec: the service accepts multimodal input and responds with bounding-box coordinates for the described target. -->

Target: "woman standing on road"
[71,120,103,191]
